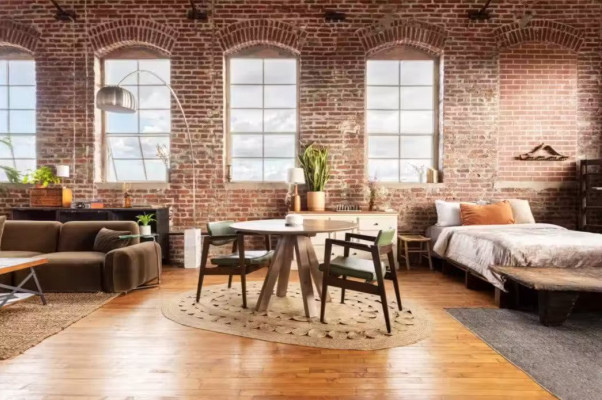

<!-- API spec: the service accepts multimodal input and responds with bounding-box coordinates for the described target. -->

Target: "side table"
[397,234,433,270]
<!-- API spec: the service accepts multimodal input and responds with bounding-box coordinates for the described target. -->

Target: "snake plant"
[298,143,331,192]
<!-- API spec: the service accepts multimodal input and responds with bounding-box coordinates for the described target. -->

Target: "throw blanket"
[433,224,602,290]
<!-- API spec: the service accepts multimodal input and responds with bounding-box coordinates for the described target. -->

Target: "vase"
[307,191,325,211]
[140,225,152,236]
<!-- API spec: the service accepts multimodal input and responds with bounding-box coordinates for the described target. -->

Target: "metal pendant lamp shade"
[96,86,136,113]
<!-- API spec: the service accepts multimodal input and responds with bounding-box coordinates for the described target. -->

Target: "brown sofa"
[0,220,161,293]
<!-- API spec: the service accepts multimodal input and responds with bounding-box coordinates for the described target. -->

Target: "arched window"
[0,48,36,181]
[366,46,439,182]
[226,46,297,182]
[101,47,170,182]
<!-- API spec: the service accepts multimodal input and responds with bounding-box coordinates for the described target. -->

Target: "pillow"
[93,228,131,253]
[435,200,462,226]
[460,201,515,226]
[506,199,535,224]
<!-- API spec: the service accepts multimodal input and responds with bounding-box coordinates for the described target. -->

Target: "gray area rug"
[447,308,602,400]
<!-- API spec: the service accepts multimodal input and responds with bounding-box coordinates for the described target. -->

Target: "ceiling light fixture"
[324,11,346,23]
[187,0,208,21]
[50,0,76,22]
[468,0,493,21]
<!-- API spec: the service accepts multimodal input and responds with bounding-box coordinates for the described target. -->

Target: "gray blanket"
[433,224,602,289]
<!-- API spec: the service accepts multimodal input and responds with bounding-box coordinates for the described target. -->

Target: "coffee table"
[231,219,358,318]
[0,257,48,308]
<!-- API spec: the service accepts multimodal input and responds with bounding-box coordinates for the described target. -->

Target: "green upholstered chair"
[195,221,273,308]
[319,230,402,333]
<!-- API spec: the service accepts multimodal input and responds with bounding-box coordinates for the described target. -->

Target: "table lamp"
[287,167,305,212]
[55,165,72,208]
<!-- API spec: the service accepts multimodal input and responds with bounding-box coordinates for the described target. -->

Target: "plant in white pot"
[136,213,156,236]
[298,143,331,211]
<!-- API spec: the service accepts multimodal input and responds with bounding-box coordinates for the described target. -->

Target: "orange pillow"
[460,201,515,226]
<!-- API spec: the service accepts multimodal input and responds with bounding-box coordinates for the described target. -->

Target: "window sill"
[96,182,171,190]
[379,182,445,189]
[225,182,289,190]
[0,183,32,189]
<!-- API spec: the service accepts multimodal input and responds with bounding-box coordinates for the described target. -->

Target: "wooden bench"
[491,266,602,326]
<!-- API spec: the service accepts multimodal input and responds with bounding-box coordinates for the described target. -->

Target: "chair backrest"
[376,229,395,247]
[207,220,237,246]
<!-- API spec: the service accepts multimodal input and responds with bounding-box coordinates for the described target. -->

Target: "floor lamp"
[96,70,201,268]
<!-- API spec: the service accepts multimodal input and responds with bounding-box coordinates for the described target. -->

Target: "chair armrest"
[104,241,162,293]
[204,234,238,242]
[325,238,373,253]
[344,232,378,242]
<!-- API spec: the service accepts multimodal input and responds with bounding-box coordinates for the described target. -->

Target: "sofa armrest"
[103,241,162,293]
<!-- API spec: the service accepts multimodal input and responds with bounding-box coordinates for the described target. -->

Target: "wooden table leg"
[294,235,317,318]
[276,236,294,297]
[255,236,287,312]
[538,290,579,326]
[303,236,331,302]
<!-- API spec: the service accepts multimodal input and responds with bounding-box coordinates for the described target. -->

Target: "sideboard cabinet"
[294,211,398,267]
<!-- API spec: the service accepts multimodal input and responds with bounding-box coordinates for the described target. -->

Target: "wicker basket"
[30,187,73,208]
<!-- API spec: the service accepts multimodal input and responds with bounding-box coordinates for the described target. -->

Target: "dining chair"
[195,221,273,308]
[318,230,402,333]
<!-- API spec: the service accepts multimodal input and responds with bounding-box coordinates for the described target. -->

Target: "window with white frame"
[227,48,297,182]
[0,57,36,181]
[103,57,170,182]
[366,47,438,182]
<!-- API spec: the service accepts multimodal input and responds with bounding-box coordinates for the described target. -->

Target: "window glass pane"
[400,159,433,182]
[9,110,35,133]
[264,60,296,84]
[264,134,295,157]
[139,59,170,84]
[264,109,296,132]
[11,135,35,158]
[400,111,433,134]
[401,86,433,110]
[0,137,11,157]
[8,61,35,85]
[9,86,36,109]
[107,112,138,133]
[368,136,399,159]
[0,87,6,109]
[367,86,398,110]
[230,85,262,108]
[139,86,170,109]
[104,60,137,85]
[0,160,13,180]
[366,110,398,134]
[144,160,168,181]
[367,61,398,85]
[232,158,262,181]
[264,158,294,181]
[264,85,296,109]
[140,136,169,159]
[232,134,262,157]
[400,136,433,159]
[0,61,6,85]
[108,136,142,159]
[14,159,35,175]
[114,159,146,181]
[368,159,399,182]
[140,110,170,133]
[231,109,262,132]
[400,60,434,86]
[230,59,263,84]
[0,111,6,133]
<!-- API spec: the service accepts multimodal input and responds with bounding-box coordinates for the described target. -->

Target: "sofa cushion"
[2,220,61,253]
[93,228,131,253]
[0,250,44,258]
[58,221,140,252]
[13,251,106,293]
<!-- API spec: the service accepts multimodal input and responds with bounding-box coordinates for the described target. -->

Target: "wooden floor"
[0,267,553,399]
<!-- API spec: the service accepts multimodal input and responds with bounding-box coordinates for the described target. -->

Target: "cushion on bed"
[435,200,466,226]
[506,199,535,224]
[460,201,515,226]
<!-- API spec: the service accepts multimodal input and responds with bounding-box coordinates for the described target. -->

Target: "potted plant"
[136,213,156,236]
[22,166,71,207]
[298,143,331,211]
[23,166,62,187]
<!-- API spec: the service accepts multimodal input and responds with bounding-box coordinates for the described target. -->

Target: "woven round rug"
[162,281,430,350]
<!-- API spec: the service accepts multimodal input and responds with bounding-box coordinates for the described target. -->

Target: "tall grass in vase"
[298,143,331,211]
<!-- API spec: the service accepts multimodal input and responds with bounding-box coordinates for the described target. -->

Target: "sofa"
[0,220,161,293]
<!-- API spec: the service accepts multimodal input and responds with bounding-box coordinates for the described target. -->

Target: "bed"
[430,223,602,290]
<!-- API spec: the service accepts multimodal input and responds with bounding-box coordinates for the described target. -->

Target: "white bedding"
[432,223,602,290]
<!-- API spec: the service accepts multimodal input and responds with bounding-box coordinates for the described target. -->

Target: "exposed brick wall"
[0,0,600,265]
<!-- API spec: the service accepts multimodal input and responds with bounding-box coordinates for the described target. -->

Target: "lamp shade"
[96,86,136,113]
[287,167,305,184]
[56,165,70,178]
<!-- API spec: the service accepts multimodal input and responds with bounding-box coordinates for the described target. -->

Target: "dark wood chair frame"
[320,232,403,333]
[195,232,271,308]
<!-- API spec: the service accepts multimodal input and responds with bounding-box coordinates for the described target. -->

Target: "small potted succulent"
[136,213,156,236]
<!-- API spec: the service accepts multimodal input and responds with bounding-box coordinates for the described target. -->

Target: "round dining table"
[231,219,357,318]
